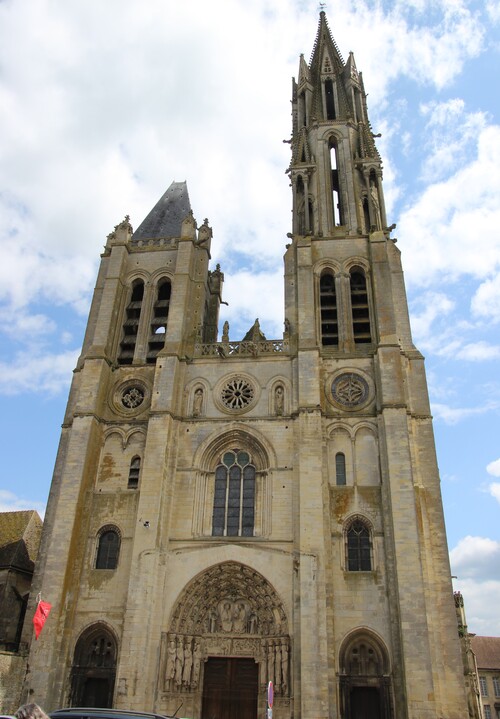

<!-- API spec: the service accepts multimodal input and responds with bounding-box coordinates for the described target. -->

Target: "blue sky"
[1,0,499,634]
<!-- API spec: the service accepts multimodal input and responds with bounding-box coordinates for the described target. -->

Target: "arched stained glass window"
[212,450,255,537]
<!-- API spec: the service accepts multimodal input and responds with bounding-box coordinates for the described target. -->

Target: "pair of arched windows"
[118,278,171,365]
[95,528,120,570]
[320,269,371,346]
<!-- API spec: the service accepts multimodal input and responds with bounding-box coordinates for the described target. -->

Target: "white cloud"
[472,273,500,320]
[0,489,45,518]
[487,458,500,477]
[489,483,500,504]
[431,401,499,424]
[456,341,500,361]
[451,535,500,635]
[0,350,79,396]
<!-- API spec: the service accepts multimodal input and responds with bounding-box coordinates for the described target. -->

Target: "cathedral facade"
[24,13,468,719]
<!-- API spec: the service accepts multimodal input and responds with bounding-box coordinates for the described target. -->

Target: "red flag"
[33,600,52,640]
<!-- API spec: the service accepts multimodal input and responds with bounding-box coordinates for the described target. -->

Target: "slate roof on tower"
[132,181,192,240]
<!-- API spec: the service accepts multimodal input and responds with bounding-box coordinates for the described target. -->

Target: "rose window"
[221,377,254,410]
[121,386,145,409]
[331,373,368,408]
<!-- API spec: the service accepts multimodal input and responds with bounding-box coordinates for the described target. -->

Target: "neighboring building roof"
[0,510,43,573]
[471,636,500,670]
[132,181,191,240]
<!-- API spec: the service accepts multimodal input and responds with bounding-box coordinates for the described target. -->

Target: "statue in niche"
[174,636,184,686]
[370,183,382,229]
[192,387,203,417]
[166,636,176,684]
[275,386,284,416]
[220,601,233,632]
[192,640,203,688]
[283,318,290,338]
[233,602,247,633]
[182,637,193,687]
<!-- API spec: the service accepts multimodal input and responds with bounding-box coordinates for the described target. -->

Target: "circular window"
[121,386,145,409]
[327,370,372,411]
[221,377,254,410]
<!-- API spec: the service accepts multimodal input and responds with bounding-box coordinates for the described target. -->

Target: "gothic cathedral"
[25,13,468,719]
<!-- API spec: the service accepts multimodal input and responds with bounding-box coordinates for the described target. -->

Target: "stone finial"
[196,218,212,246]
[181,210,197,239]
[106,214,133,248]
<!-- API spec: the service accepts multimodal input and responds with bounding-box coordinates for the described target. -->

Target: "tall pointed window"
[320,272,338,346]
[147,279,171,363]
[350,269,371,344]
[128,456,141,489]
[118,280,144,365]
[212,450,256,537]
[329,139,343,226]
[346,519,372,571]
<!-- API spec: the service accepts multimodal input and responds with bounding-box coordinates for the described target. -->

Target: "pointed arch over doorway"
[70,622,118,708]
[161,561,290,707]
[339,630,393,719]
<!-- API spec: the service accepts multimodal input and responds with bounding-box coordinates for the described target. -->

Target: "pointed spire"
[309,11,344,77]
[132,181,192,240]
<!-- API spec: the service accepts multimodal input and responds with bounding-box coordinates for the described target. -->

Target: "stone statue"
[166,637,176,682]
[222,321,229,343]
[281,640,289,695]
[192,387,203,417]
[220,601,233,632]
[192,640,203,688]
[174,636,184,686]
[275,386,284,416]
[233,602,247,633]
[182,637,193,687]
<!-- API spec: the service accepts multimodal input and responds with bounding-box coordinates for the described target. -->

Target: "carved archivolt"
[162,562,290,695]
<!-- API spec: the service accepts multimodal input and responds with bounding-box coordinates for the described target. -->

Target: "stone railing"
[194,339,289,358]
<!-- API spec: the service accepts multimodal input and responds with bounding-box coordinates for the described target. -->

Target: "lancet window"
[329,138,343,226]
[147,278,171,363]
[335,452,346,485]
[324,78,336,120]
[212,450,256,537]
[346,519,372,571]
[118,280,144,365]
[128,456,141,489]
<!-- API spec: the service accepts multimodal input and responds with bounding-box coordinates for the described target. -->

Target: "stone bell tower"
[24,12,468,719]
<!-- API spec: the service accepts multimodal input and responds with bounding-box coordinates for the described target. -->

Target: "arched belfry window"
[296,176,306,235]
[350,269,371,344]
[329,138,343,226]
[95,527,120,570]
[118,280,144,365]
[324,78,336,120]
[346,518,372,571]
[212,450,256,537]
[147,279,171,363]
[320,272,338,346]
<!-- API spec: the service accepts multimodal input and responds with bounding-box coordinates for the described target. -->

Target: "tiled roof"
[471,635,500,670]
[0,510,43,573]
[132,181,191,240]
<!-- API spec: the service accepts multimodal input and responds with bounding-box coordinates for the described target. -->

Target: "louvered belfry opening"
[350,270,371,344]
[147,279,171,363]
[320,272,338,346]
[118,280,144,365]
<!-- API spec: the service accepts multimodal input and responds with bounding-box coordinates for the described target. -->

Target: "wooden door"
[201,657,258,719]
[350,687,381,719]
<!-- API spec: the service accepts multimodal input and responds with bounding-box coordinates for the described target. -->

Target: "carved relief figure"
[268,638,275,684]
[274,640,282,693]
[192,387,203,417]
[233,602,247,633]
[281,639,289,695]
[220,602,233,632]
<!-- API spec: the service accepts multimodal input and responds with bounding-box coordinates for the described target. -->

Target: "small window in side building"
[480,676,488,697]
[128,456,141,489]
[484,705,491,719]
[493,677,500,696]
